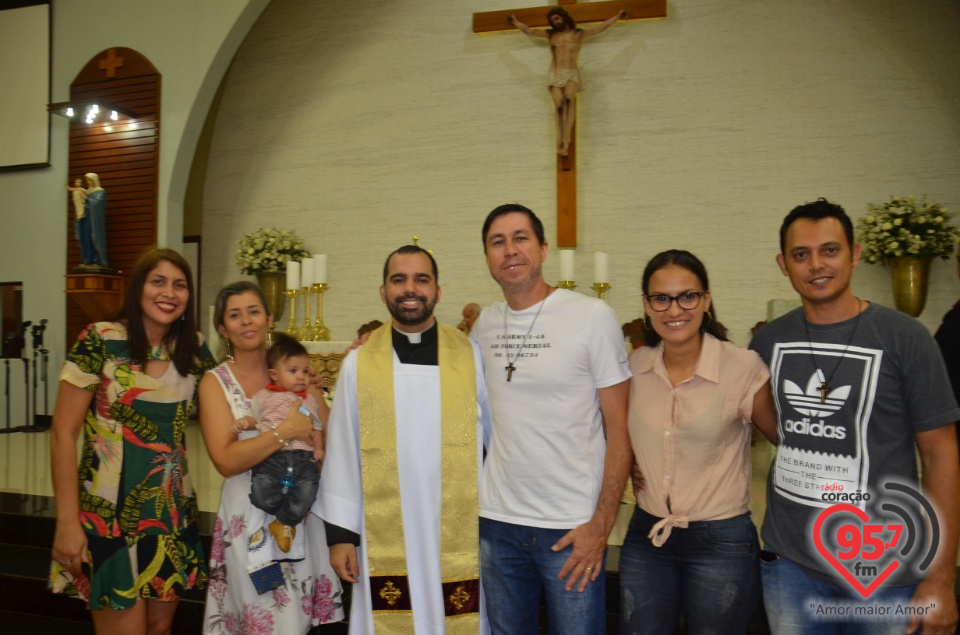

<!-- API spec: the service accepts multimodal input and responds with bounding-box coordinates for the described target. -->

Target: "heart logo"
[813,503,899,598]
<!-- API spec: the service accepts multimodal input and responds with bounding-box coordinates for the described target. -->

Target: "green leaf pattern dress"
[49,321,216,609]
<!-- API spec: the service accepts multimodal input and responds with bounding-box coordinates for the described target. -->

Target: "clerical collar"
[391,322,438,366]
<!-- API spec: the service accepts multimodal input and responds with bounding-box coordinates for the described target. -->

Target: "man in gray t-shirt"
[750,198,959,635]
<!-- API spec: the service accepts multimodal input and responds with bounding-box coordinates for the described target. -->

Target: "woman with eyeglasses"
[619,250,777,635]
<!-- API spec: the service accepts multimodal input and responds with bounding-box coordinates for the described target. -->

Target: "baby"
[64,178,87,220]
[235,333,324,553]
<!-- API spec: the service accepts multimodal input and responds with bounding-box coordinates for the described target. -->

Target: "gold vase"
[255,270,286,325]
[889,256,932,317]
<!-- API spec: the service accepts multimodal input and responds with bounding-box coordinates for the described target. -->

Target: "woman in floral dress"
[200,281,344,635]
[49,248,216,634]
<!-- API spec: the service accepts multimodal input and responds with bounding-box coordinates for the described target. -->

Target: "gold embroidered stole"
[357,322,480,633]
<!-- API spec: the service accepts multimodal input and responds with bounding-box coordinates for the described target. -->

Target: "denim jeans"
[618,507,760,635]
[250,449,319,526]
[761,550,918,635]
[480,517,607,635]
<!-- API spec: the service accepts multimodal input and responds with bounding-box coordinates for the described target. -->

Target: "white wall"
[0,0,267,367]
[201,0,960,346]
[0,0,268,501]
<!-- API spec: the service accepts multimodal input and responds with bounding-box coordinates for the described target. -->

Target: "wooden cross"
[473,0,666,247]
[98,48,125,78]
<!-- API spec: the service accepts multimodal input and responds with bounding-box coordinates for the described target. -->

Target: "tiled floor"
[0,609,95,635]
[0,606,349,635]
[3,444,941,635]
[0,460,782,635]
[0,539,752,634]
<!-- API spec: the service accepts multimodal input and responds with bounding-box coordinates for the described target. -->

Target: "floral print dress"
[204,362,344,635]
[49,321,216,608]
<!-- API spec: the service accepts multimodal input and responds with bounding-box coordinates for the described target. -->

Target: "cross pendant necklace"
[503,289,552,382]
[817,381,830,404]
[803,299,864,404]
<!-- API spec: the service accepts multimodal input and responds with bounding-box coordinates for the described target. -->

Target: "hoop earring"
[644,315,652,331]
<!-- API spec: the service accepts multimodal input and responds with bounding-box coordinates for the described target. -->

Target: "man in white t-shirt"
[472,204,631,634]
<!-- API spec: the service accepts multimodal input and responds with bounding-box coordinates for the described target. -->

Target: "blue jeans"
[761,550,918,634]
[618,507,760,635]
[480,517,607,635]
[249,449,319,527]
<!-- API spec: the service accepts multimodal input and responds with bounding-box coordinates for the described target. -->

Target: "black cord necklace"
[803,298,864,404]
[503,289,552,382]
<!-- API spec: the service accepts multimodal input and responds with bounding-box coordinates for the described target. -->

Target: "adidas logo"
[783,370,850,419]
[783,416,847,440]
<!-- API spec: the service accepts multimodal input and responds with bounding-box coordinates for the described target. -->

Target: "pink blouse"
[628,334,769,545]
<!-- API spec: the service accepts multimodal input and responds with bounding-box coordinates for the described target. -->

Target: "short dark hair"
[641,249,728,347]
[547,6,576,31]
[779,198,854,253]
[481,204,546,252]
[214,281,271,332]
[382,245,439,284]
[266,332,309,370]
[119,247,200,376]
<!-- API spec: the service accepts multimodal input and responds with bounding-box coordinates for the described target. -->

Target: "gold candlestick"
[558,280,577,290]
[301,286,312,341]
[312,283,332,341]
[284,289,301,340]
[591,282,611,299]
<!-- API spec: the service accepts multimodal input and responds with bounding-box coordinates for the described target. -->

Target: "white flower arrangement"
[856,196,959,265]
[235,227,309,275]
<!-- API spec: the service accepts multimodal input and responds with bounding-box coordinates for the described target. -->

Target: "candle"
[301,257,314,288]
[560,250,575,281]
[594,252,608,283]
[313,254,328,284]
[286,261,300,291]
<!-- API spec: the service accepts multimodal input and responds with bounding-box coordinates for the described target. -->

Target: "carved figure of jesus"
[64,178,88,220]
[508,7,627,155]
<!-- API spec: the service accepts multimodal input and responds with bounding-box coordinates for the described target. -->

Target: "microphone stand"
[21,356,29,429]
[15,321,31,430]
[31,343,37,423]
[40,347,50,424]
[0,359,12,434]
[23,319,50,432]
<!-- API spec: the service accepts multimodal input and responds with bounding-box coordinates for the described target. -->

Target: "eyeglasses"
[645,291,707,312]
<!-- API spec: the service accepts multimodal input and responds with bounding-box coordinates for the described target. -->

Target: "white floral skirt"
[203,471,345,634]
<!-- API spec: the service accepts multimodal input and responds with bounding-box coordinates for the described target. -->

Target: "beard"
[387,293,437,327]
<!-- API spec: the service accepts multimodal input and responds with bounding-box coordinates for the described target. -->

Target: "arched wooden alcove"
[64,47,160,340]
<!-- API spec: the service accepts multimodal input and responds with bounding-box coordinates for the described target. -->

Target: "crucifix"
[817,381,830,404]
[473,0,666,247]
[505,361,516,382]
